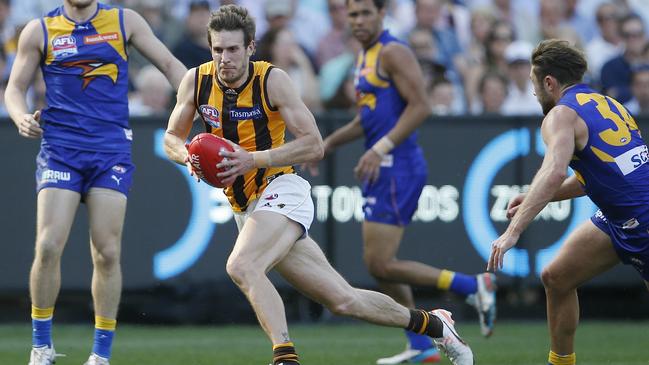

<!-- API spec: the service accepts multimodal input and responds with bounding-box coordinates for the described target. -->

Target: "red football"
[186,133,235,188]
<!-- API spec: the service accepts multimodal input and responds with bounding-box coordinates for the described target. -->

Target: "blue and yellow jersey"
[559,84,649,226]
[354,30,426,175]
[40,4,129,152]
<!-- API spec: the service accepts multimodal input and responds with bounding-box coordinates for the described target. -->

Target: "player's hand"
[17,110,43,139]
[487,231,520,271]
[354,149,382,183]
[216,139,254,186]
[301,160,320,176]
[506,193,526,219]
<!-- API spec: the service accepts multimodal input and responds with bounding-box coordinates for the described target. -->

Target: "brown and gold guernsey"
[194,61,295,212]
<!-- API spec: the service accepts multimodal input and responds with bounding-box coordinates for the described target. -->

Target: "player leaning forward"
[164,4,473,365]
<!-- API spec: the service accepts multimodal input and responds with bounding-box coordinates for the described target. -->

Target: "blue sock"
[450,273,478,296]
[405,330,433,350]
[32,318,53,348]
[92,329,115,359]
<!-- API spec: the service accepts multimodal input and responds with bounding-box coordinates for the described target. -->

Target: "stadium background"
[1,114,648,326]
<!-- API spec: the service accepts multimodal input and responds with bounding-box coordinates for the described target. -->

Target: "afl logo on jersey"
[52,35,78,58]
[199,105,221,128]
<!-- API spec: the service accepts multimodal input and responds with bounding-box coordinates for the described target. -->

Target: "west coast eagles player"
[5,0,186,364]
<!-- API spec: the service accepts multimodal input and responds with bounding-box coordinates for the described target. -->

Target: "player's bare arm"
[5,19,44,138]
[506,175,586,219]
[488,105,578,271]
[379,42,431,144]
[164,69,197,174]
[323,114,364,153]
[124,8,186,90]
[354,42,430,183]
[216,67,324,186]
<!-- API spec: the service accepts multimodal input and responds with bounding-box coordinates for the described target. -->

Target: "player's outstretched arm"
[265,67,325,165]
[380,42,431,145]
[164,69,196,166]
[124,8,187,91]
[323,114,364,153]
[5,19,43,138]
[488,106,577,271]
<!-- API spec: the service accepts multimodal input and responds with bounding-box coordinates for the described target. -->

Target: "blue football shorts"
[35,143,135,197]
[591,209,649,281]
[362,173,426,226]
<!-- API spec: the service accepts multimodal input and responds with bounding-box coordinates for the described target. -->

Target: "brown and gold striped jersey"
[195,61,295,212]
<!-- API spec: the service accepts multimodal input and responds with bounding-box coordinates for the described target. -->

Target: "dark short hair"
[207,4,256,47]
[531,39,587,86]
[345,0,387,10]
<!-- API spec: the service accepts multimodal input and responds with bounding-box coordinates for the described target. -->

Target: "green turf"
[1,321,648,364]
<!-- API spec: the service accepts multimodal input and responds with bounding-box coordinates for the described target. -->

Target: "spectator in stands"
[0,44,7,116]
[428,76,460,115]
[316,0,348,68]
[412,0,462,75]
[482,0,538,45]
[129,65,173,117]
[624,65,649,115]
[256,27,321,111]
[484,21,514,76]
[537,0,581,46]
[565,0,597,44]
[501,41,541,115]
[601,14,648,103]
[172,0,212,68]
[585,2,623,85]
[473,71,508,114]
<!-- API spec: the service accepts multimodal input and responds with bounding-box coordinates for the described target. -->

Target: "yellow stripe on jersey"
[590,145,615,162]
[90,8,127,61]
[359,42,390,89]
[195,61,295,212]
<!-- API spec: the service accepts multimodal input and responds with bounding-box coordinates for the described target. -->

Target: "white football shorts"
[234,173,314,234]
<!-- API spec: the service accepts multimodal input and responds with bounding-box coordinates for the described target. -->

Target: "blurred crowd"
[1,0,649,119]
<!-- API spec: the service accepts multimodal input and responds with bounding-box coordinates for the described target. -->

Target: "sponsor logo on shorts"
[199,105,221,128]
[52,35,78,58]
[41,169,71,183]
[262,202,272,208]
[83,32,119,45]
[265,193,279,200]
[112,165,127,174]
[124,128,133,141]
[277,203,286,209]
[111,175,123,185]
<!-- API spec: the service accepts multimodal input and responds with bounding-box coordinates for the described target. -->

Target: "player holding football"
[488,39,649,365]
[164,4,473,365]
[306,1,495,363]
[5,0,186,364]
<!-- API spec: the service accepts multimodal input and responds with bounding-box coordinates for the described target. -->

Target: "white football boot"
[28,346,64,365]
[83,353,110,365]
[376,344,441,364]
[466,273,497,337]
[430,309,474,365]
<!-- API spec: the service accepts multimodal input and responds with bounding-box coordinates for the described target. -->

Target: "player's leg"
[85,188,127,364]
[226,210,304,363]
[29,188,80,365]
[541,220,619,365]
[275,236,473,365]
[363,221,440,364]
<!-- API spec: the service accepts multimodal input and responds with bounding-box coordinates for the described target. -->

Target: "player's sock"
[273,342,299,365]
[92,316,116,359]
[406,309,444,338]
[405,329,434,350]
[31,306,54,348]
[437,270,478,296]
[548,350,576,365]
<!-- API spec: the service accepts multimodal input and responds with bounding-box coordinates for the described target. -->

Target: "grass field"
[1,321,648,364]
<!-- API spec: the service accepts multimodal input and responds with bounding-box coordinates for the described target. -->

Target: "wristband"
[252,150,272,168]
[371,136,395,156]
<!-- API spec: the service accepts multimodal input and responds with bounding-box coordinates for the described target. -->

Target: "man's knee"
[92,243,120,271]
[325,291,359,317]
[541,267,572,292]
[364,255,390,280]
[34,237,65,264]
[226,255,260,288]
